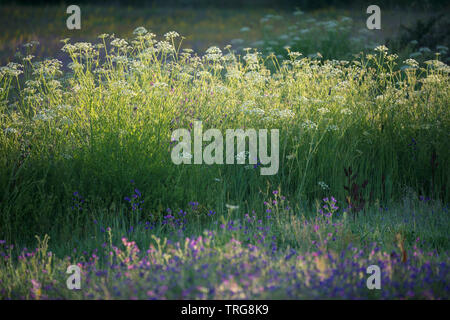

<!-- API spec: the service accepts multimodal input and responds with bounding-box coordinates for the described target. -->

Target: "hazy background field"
[0,0,449,299]
[1,1,449,65]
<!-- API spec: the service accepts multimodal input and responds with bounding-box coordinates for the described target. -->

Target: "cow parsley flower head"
[302,120,318,130]
[23,55,35,62]
[244,52,259,65]
[340,108,352,115]
[111,38,128,48]
[23,40,39,48]
[133,27,148,36]
[4,127,18,135]
[1,63,23,77]
[404,58,419,68]
[374,45,388,53]
[156,41,175,54]
[164,31,180,40]
[327,124,339,131]
[318,181,329,190]
[204,46,222,62]
[318,107,330,114]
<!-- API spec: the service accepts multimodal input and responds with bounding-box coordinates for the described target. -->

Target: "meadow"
[0,5,449,299]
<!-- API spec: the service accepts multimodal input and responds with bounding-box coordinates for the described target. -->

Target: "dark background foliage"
[1,0,448,10]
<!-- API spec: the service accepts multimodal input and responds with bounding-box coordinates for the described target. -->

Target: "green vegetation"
[0,6,448,299]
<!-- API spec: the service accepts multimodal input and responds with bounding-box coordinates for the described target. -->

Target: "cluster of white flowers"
[138,47,158,60]
[4,127,18,135]
[326,124,339,132]
[244,107,265,117]
[240,101,256,111]
[421,74,443,85]
[33,59,62,77]
[374,45,388,53]
[213,85,229,94]
[317,107,330,114]
[67,61,83,71]
[269,108,295,119]
[129,60,146,73]
[288,51,302,60]
[33,109,55,121]
[331,95,346,105]
[59,116,74,126]
[111,38,129,48]
[386,53,399,61]
[196,70,212,79]
[62,42,94,54]
[111,55,128,65]
[244,71,267,85]
[333,81,350,92]
[108,80,128,90]
[61,153,73,160]
[0,63,23,77]
[402,58,419,69]
[155,41,175,54]
[318,181,329,190]
[133,27,148,36]
[24,92,44,104]
[152,81,169,89]
[225,68,242,80]
[204,46,223,62]
[164,31,180,40]
[176,72,192,82]
[243,52,259,70]
[340,108,352,115]
[57,104,73,111]
[424,60,450,73]
[301,120,318,130]
[297,95,309,104]
[23,55,35,62]
[309,98,325,105]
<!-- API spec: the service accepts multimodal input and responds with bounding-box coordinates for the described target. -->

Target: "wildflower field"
[0,4,449,300]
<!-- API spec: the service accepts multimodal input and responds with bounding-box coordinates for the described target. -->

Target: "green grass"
[1,29,448,243]
[1,197,448,299]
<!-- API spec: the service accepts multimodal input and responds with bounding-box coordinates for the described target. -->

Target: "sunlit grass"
[0,22,449,299]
